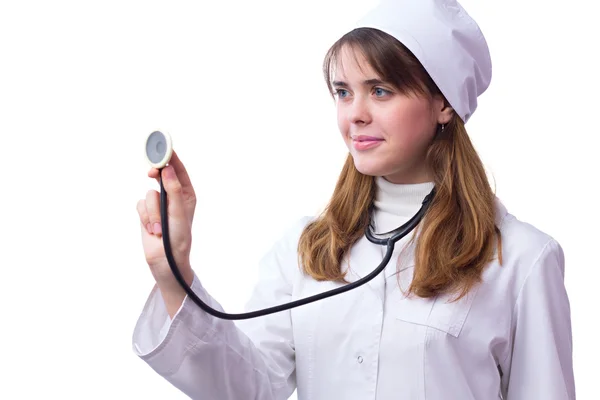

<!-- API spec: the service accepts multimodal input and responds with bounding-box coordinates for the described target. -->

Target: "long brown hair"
[297,28,502,301]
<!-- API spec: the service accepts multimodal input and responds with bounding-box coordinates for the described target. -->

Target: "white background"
[1,0,598,398]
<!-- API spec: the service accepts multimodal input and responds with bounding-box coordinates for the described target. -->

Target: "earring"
[441,124,445,133]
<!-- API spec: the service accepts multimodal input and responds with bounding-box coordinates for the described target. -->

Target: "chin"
[351,157,388,177]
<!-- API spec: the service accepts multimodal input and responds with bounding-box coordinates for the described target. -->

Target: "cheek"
[384,104,435,144]
[337,108,349,136]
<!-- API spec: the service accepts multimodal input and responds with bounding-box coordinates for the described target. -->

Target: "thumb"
[160,165,186,221]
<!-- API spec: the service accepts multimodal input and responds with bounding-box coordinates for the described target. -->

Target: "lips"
[352,135,383,142]
[351,135,384,151]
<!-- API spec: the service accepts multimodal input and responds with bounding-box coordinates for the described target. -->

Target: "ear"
[433,94,454,125]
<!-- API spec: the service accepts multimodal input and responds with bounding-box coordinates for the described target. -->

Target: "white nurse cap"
[354,0,492,123]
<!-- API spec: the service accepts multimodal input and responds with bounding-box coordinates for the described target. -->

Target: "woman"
[133,0,575,398]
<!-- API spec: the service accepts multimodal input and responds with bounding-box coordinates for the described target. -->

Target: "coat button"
[357,356,364,364]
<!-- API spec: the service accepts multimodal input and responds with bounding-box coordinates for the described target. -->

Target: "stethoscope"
[145,131,436,320]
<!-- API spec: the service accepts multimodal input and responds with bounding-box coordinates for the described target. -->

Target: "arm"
[501,239,576,399]
[132,219,307,400]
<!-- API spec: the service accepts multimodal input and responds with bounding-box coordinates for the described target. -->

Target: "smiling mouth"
[352,136,384,141]
[351,137,384,150]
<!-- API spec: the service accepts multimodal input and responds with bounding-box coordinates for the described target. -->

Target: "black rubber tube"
[159,169,435,320]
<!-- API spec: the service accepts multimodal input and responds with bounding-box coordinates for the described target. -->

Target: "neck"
[372,176,435,233]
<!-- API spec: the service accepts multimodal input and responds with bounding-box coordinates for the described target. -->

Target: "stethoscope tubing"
[159,169,435,320]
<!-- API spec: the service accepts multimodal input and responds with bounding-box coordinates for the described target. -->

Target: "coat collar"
[342,232,417,303]
[342,196,509,303]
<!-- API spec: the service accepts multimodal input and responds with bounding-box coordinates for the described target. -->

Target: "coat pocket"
[391,267,479,338]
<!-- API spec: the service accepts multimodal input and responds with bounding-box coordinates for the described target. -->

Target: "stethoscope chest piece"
[145,130,173,169]
[143,130,435,320]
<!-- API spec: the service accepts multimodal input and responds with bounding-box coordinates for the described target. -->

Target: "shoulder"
[495,197,562,256]
[266,215,317,262]
[491,198,565,288]
[280,215,317,245]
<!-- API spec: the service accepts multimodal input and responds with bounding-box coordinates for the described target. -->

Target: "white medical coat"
[132,200,575,399]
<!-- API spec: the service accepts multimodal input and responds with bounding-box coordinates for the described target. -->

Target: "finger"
[148,167,161,186]
[136,199,152,234]
[167,151,194,194]
[145,189,162,236]
[148,168,160,179]
[160,165,186,221]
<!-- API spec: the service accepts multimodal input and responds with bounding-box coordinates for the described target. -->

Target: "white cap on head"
[354,0,492,123]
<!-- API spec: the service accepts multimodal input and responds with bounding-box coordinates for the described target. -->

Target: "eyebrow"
[332,79,387,87]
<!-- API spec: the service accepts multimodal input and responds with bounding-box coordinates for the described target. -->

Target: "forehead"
[332,44,380,82]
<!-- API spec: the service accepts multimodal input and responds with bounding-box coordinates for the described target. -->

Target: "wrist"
[154,266,195,319]
[154,264,194,291]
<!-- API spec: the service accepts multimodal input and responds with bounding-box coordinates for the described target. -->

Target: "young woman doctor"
[133,0,576,398]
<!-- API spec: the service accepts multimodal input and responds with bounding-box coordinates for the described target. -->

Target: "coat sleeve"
[501,239,576,399]
[132,217,311,400]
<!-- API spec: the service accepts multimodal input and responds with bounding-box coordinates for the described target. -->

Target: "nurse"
[133,0,576,399]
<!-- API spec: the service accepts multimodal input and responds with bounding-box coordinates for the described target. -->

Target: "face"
[333,45,451,184]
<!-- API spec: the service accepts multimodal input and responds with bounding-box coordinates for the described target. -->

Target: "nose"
[348,95,372,125]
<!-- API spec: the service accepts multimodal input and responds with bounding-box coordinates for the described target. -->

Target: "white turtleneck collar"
[372,176,435,234]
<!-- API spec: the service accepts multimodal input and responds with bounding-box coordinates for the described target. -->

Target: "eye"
[374,87,391,97]
[333,88,349,99]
